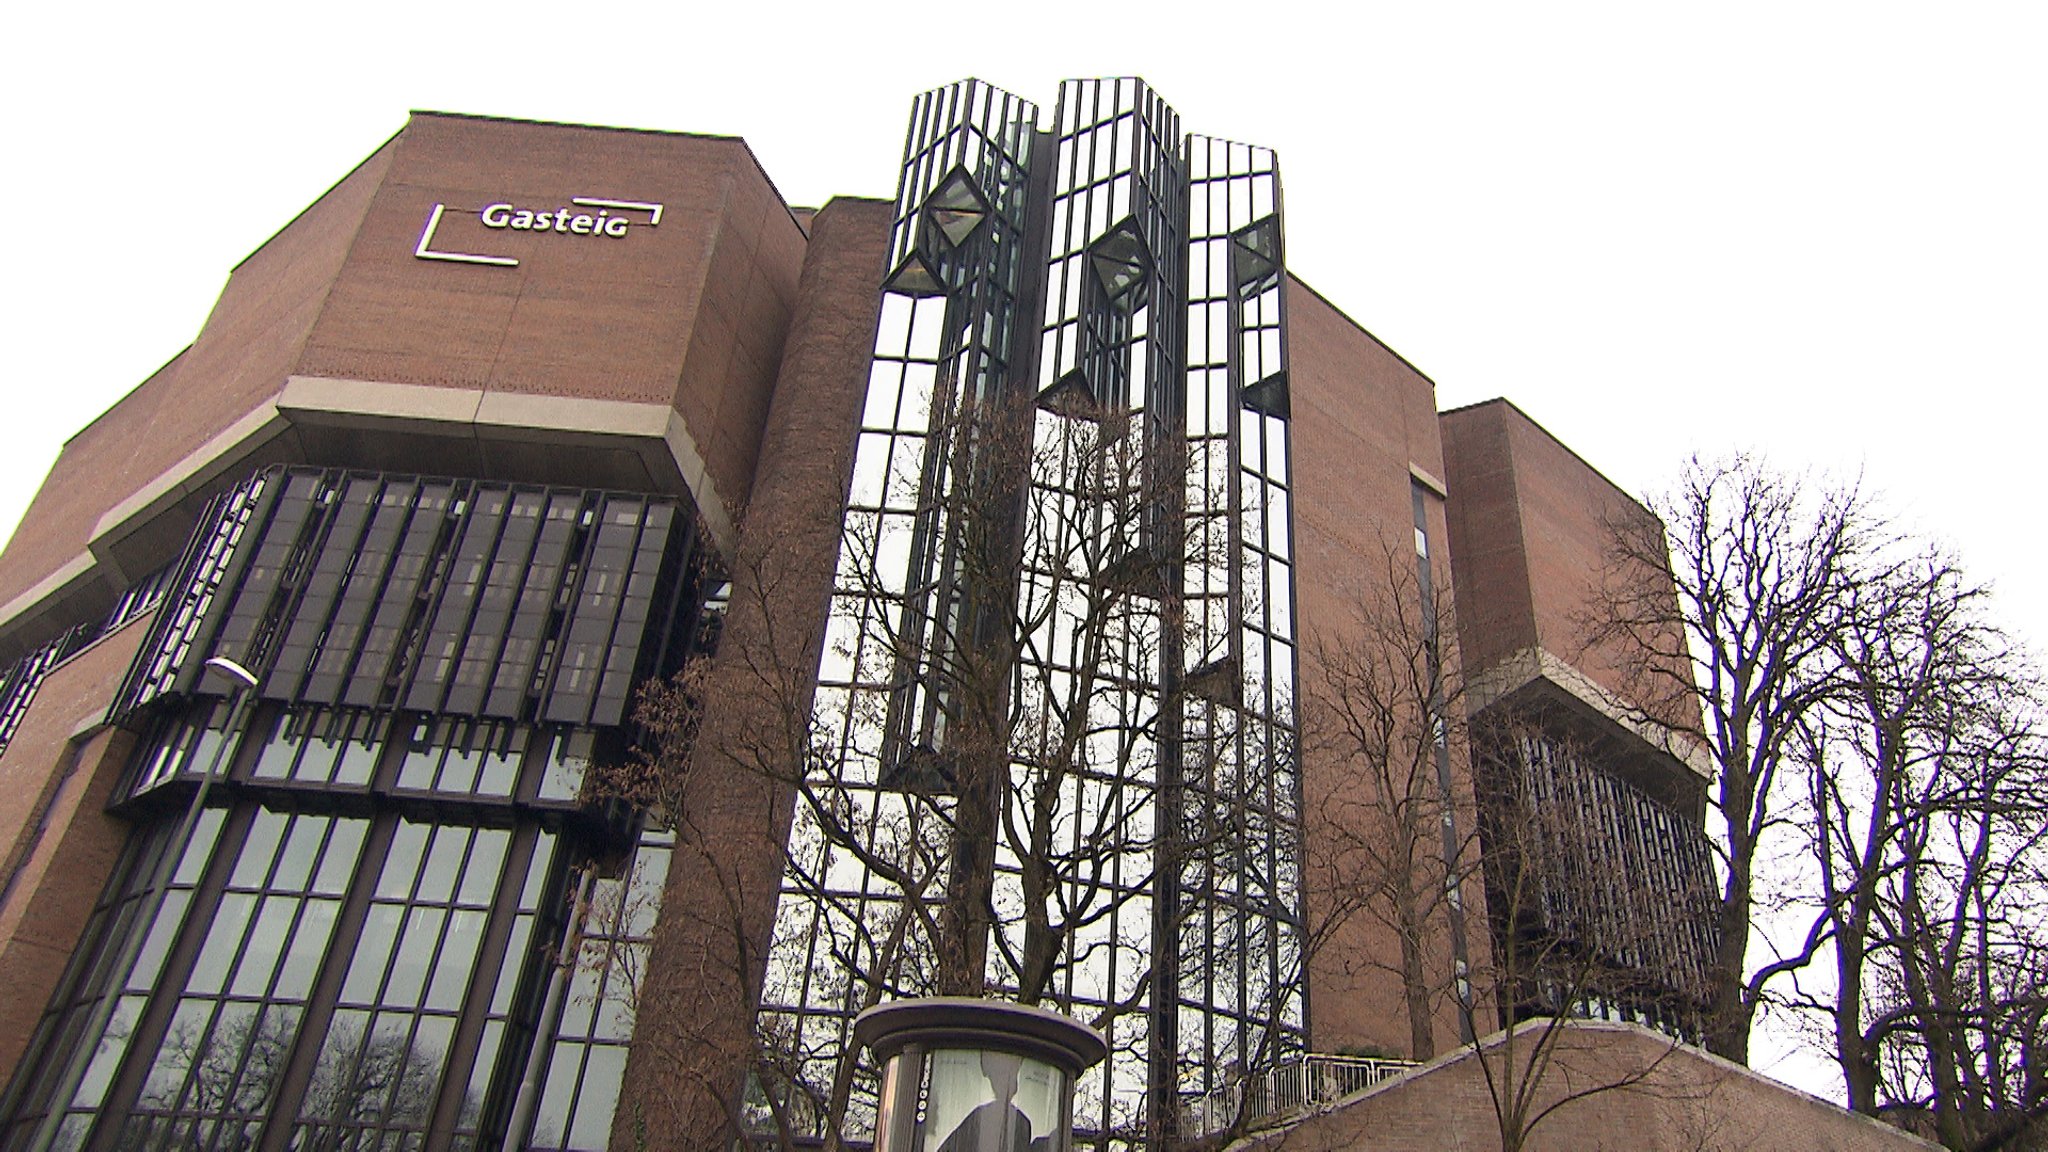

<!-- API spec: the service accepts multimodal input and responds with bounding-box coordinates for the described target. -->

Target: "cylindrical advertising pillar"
[853,998,1109,1152]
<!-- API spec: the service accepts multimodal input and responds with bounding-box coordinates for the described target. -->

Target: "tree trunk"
[1396,873,1437,1059]
[1704,864,1755,1063]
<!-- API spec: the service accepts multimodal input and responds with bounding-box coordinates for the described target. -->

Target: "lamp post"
[157,655,261,880]
[854,998,1108,1152]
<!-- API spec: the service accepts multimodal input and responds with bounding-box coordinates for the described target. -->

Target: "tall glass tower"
[754,78,1306,1146]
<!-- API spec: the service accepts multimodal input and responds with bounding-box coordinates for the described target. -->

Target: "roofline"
[406,109,747,142]
[1285,273,1440,390]
[405,110,816,237]
[1440,395,1654,520]
[62,345,194,449]
[227,125,404,274]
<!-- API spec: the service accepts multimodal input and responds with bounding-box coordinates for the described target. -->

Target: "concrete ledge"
[280,375,485,426]
[1242,1019,1942,1152]
[472,390,667,438]
[1408,462,1448,499]
[0,376,738,654]
[0,552,97,642]
[89,402,291,554]
[1467,645,1714,782]
[282,376,735,548]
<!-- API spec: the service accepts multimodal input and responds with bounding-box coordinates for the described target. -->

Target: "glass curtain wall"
[756,78,1306,1148]
[1,468,709,1152]
[1173,137,1306,1114]
[758,77,1041,1143]
[1,707,670,1152]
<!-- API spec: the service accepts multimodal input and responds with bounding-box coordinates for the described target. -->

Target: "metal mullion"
[321,479,414,704]
[173,471,288,697]
[399,480,485,714]
[464,489,548,719]
[345,481,445,710]
[931,87,956,212]
[188,993,273,1146]
[86,802,256,1152]
[590,501,662,723]
[275,477,373,701]
[531,495,606,725]
[256,814,397,1152]
[448,487,532,713]
[345,861,440,1136]
[898,91,925,235]
[459,824,553,1142]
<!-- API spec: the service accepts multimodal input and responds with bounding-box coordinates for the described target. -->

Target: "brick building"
[0,79,1804,1151]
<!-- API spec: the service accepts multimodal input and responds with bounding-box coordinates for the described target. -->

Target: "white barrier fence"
[1182,1053,1419,1138]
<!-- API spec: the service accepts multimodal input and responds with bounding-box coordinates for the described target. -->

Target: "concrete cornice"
[0,552,97,645]
[0,376,737,649]
[90,403,291,558]
[277,376,735,550]
[1466,645,1714,782]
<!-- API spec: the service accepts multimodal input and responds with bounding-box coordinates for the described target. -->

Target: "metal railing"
[1182,1053,1419,1138]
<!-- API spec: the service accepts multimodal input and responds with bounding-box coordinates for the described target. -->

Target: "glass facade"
[0,468,713,1151]
[2,708,673,1151]
[756,79,1307,1147]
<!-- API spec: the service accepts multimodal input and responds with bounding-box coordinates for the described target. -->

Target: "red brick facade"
[0,108,1875,1152]
[1247,1021,1939,1152]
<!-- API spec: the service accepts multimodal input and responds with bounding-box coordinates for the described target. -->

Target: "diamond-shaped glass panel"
[924,169,990,249]
[1087,220,1153,311]
[1242,371,1290,420]
[1181,655,1242,706]
[1035,370,1104,422]
[883,252,947,298]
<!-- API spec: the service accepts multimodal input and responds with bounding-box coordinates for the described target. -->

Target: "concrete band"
[0,376,734,643]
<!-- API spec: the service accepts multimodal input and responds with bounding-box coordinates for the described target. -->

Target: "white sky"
[5,0,2042,1103]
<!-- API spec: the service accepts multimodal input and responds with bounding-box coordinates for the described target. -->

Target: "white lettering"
[443,196,656,262]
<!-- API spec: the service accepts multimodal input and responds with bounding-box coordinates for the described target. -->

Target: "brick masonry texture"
[1244,1021,1940,1152]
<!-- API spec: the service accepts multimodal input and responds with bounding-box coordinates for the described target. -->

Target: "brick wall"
[0,614,152,1078]
[616,196,890,1150]
[1287,281,1492,1058]
[1246,1020,1940,1152]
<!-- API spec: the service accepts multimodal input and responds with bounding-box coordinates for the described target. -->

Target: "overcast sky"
[5,0,2042,1097]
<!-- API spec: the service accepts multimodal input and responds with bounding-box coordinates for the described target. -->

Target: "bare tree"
[1590,455,2048,1144]
[1881,697,2048,1150]
[1586,456,1878,1062]
[610,390,1296,1148]
[1301,541,1473,1061]
[1787,550,2048,1145]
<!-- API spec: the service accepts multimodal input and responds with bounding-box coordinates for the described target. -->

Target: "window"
[1,705,664,1152]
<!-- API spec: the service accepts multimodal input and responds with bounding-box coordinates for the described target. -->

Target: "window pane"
[187,894,255,995]
[314,820,368,896]
[229,810,288,889]
[426,910,487,1011]
[342,904,404,1004]
[382,907,448,1008]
